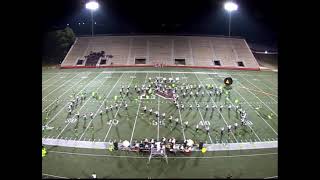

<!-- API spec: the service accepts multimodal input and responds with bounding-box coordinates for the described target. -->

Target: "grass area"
[42,67,278,178]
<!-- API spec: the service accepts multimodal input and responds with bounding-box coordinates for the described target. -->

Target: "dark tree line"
[42,27,76,65]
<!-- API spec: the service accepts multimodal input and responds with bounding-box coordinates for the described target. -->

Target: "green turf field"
[42,67,278,179]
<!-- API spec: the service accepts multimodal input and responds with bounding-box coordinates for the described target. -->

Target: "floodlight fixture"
[85,1,99,11]
[224,1,238,37]
[85,1,99,37]
[224,2,238,12]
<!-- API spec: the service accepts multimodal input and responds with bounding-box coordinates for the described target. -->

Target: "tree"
[42,27,76,64]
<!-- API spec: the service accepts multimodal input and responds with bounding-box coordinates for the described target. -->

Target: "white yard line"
[201,73,261,141]
[45,72,104,126]
[129,73,149,143]
[181,73,214,143]
[211,73,278,135]
[43,137,277,150]
[47,150,277,159]
[102,72,137,142]
[92,71,276,77]
[42,78,63,91]
[42,72,82,100]
[234,79,278,117]
[42,173,69,179]
[233,89,278,135]
[170,72,186,141]
[56,74,112,139]
[237,75,278,103]
[192,72,238,143]
[264,176,278,179]
[78,73,126,141]
[42,73,60,84]
[213,72,278,136]
[42,73,91,112]
[247,75,278,94]
[157,71,160,141]
[260,76,278,88]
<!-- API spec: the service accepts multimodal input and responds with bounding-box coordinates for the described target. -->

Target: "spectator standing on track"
[143,105,147,113]
[83,114,87,121]
[90,112,94,119]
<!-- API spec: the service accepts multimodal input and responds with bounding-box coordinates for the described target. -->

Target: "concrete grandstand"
[61,35,260,70]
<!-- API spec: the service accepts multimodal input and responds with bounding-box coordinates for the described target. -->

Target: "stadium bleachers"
[61,35,260,70]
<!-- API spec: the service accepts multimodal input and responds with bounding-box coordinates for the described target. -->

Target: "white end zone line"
[129,72,149,143]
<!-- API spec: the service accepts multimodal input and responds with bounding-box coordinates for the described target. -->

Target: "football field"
[42,67,278,178]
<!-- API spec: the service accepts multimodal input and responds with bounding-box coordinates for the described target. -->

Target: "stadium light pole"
[224,1,238,37]
[85,1,99,37]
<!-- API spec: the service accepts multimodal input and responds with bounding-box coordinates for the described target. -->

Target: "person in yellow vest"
[42,145,47,158]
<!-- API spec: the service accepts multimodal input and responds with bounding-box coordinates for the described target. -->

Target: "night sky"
[41,0,277,48]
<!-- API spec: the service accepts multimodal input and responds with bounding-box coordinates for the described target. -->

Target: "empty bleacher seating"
[61,35,259,69]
